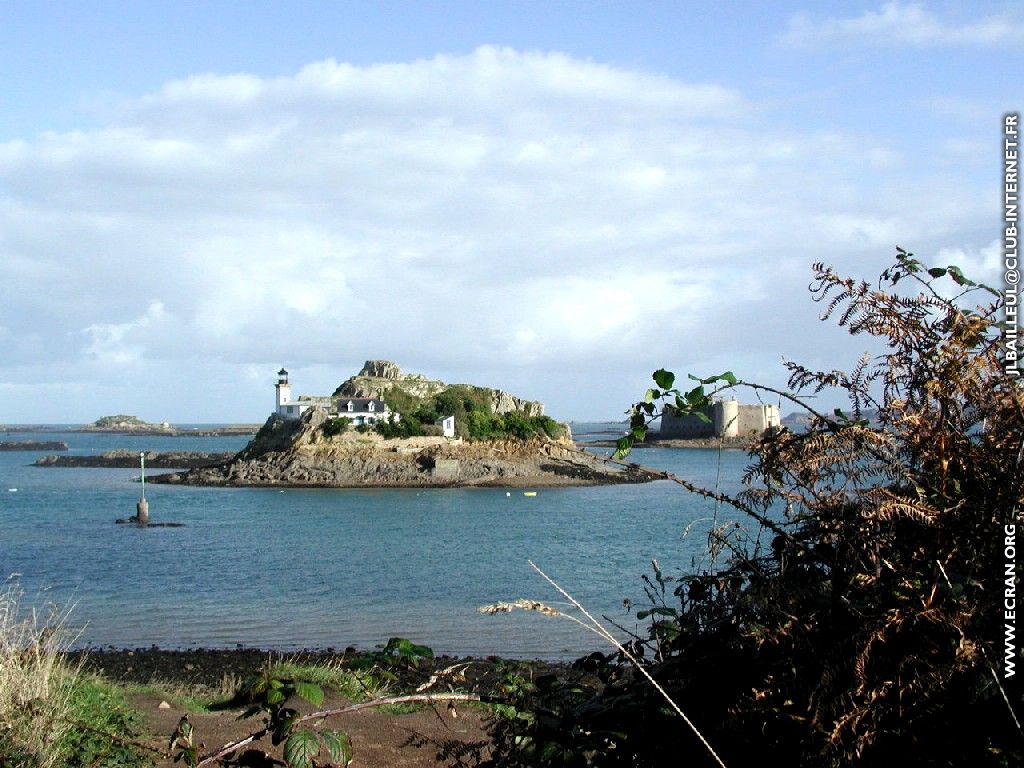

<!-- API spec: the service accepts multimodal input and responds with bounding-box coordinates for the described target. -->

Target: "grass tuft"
[0,579,152,767]
[0,578,78,767]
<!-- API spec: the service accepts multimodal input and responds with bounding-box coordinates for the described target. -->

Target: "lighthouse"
[275,368,291,416]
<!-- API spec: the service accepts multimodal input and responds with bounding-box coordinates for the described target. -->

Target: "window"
[368,401,375,412]
[347,401,354,412]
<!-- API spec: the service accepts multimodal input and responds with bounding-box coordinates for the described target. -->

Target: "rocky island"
[151,361,658,488]
[77,415,258,437]
[34,449,234,469]
[0,440,69,451]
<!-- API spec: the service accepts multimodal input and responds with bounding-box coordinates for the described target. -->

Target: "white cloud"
[934,239,1003,285]
[82,301,170,366]
[0,46,997,420]
[783,3,1022,48]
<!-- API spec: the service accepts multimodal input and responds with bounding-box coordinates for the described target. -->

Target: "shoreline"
[68,646,576,689]
[581,435,756,450]
[0,424,259,437]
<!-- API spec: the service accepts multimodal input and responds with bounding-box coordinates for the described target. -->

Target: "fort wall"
[660,400,780,439]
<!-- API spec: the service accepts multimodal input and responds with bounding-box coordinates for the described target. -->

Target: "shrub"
[489,250,1024,767]
[320,417,349,438]
[0,580,77,767]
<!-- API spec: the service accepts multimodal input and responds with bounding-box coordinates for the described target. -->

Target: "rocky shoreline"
[151,410,659,488]
[34,449,235,469]
[0,440,69,451]
[69,647,571,690]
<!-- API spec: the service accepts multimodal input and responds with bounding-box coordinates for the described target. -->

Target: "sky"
[0,1,1018,423]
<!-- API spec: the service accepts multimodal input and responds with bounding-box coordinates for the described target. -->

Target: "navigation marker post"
[136,451,149,525]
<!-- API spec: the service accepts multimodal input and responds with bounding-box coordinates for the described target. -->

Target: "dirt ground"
[133,690,491,767]
[72,648,567,767]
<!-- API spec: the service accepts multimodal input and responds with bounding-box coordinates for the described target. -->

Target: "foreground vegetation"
[0,582,150,767]
[482,250,1023,766]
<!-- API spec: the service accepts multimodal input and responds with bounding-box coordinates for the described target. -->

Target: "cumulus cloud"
[782,2,1022,48]
[0,46,997,420]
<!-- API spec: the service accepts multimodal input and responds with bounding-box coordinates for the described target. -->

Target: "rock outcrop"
[333,360,544,416]
[334,361,448,401]
[34,449,234,468]
[151,408,656,489]
[82,415,172,432]
[357,360,402,379]
[0,441,69,452]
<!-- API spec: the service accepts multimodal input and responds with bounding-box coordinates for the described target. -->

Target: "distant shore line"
[580,435,756,450]
[1,425,260,437]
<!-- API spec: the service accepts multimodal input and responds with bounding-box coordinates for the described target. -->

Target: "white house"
[275,368,397,425]
[437,415,456,438]
[334,397,393,427]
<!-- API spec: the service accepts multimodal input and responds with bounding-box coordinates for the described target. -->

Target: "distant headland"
[1,416,260,437]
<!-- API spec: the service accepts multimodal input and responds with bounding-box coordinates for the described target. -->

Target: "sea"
[0,424,753,659]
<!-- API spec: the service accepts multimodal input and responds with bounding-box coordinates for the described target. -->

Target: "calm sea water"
[0,424,752,659]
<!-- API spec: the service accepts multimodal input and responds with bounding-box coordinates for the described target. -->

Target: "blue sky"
[0,2,1019,422]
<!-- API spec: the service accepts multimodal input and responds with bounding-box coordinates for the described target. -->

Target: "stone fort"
[660,399,780,439]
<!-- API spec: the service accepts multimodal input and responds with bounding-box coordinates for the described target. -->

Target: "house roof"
[337,398,389,412]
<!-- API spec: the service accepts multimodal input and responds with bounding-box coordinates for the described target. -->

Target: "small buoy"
[7,488,17,492]
[506,492,511,497]
[523,491,537,497]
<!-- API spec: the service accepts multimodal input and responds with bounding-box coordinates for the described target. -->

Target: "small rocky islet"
[150,360,659,488]
[0,440,69,451]
[34,449,234,469]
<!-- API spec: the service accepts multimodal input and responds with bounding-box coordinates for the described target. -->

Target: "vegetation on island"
[480,249,1023,767]
[89,415,151,428]
[381,384,566,440]
[318,384,567,442]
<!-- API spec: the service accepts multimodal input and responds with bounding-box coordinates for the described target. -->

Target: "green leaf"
[294,681,324,708]
[643,388,657,403]
[685,385,705,405]
[322,730,353,765]
[266,688,286,705]
[689,371,738,386]
[283,729,320,768]
[927,267,947,278]
[612,436,633,460]
[410,642,434,658]
[631,425,647,441]
[946,265,975,286]
[653,369,675,389]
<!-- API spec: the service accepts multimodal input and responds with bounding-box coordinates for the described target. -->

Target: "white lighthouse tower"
[275,368,291,415]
